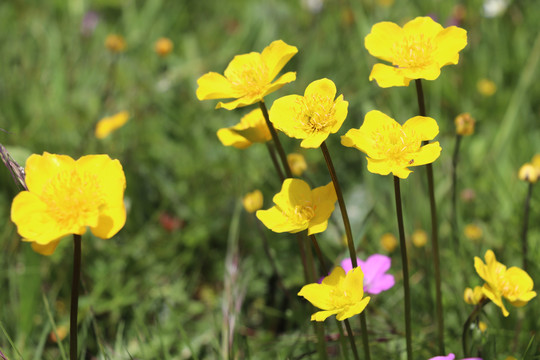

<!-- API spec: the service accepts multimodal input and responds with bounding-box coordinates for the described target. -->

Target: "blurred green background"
[0,0,539,358]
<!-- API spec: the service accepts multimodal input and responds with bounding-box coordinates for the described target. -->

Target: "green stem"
[393,177,412,360]
[265,142,285,182]
[415,79,445,354]
[521,182,534,271]
[259,101,293,178]
[70,234,82,360]
[462,298,489,357]
[344,319,360,360]
[451,135,463,249]
[309,235,328,274]
[320,142,370,360]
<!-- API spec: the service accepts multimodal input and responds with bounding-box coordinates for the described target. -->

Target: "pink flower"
[429,354,482,360]
[340,254,395,295]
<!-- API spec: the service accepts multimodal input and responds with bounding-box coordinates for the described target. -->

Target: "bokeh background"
[0,0,539,358]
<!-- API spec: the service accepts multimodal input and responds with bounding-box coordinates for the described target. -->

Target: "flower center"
[40,169,106,231]
[228,61,270,98]
[296,94,336,134]
[392,34,435,69]
[286,203,315,226]
[372,123,421,162]
[330,285,353,308]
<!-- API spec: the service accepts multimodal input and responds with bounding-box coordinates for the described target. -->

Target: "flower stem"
[309,235,328,274]
[393,176,412,360]
[415,79,445,354]
[265,142,285,182]
[259,101,293,178]
[451,134,463,249]
[320,142,370,360]
[70,234,82,360]
[521,182,534,271]
[462,298,489,357]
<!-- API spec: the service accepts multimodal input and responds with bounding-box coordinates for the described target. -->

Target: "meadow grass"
[0,0,539,358]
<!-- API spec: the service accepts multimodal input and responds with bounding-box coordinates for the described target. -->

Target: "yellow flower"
[11,153,126,255]
[243,190,263,213]
[105,34,127,53]
[341,110,442,179]
[518,163,538,183]
[477,78,497,96]
[478,321,487,333]
[474,250,536,317]
[364,16,467,87]
[298,266,371,321]
[531,154,540,172]
[464,223,483,241]
[380,232,397,252]
[216,109,271,149]
[287,153,308,176]
[269,78,348,148]
[411,229,428,247]
[454,112,475,136]
[464,286,485,305]
[196,40,297,110]
[95,111,130,139]
[155,37,173,57]
[256,178,336,235]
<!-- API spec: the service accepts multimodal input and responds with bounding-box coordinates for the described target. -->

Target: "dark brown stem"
[70,234,82,360]
[259,101,293,178]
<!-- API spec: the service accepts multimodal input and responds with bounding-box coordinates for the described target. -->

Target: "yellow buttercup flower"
[298,266,371,321]
[242,190,263,213]
[518,163,538,183]
[364,16,467,87]
[155,37,173,57]
[196,40,298,110]
[256,178,336,235]
[464,286,485,305]
[477,78,497,96]
[216,109,271,149]
[454,113,475,136]
[287,153,308,176]
[478,321,487,333]
[474,250,536,317]
[341,110,442,179]
[95,111,129,139]
[105,34,127,53]
[380,232,397,252]
[464,223,483,241]
[11,153,127,255]
[270,78,348,148]
[411,229,428,247]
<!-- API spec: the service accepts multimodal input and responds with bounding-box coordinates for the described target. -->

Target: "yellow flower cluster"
[518,154,540,183]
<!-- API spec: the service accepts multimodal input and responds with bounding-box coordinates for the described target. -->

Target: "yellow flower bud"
[518,163,538,183]
[464,224,483,241]
[380,233,397,252]
[464,286,485,305]
[105,34,127,53]
[477,78,496,96]
[411,229,428,247]
[531,154,540,172]
[478,321,487,333]
[287,153,307,177]
[155,37,174,57]
[242,190,263,213]
[454,112,475,136]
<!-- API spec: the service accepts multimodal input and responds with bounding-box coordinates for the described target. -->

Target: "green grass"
[1,0,539,358]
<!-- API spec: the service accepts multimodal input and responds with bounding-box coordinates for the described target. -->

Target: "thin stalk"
[70,234,82,360]
[259,101,293,178]
[320,142,370,360]
[415,79,445,353]
[462,298,489,357]
[303,235,328,360]
[451,135,463,249]
[265,142,285,182]
[393,177,412,360]
[310,235,359,360]
[520,182,534,271]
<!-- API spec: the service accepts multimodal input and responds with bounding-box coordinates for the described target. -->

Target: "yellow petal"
[335,297,370,321]
[330,98,349,133]
[11,191,69,244]
[365,21,403,62]
[216,128,252,149]
[482,284,509,317]
[273,178,312,210]
[408,142,441,166]
[30,239,61,255]
[402,16,443,38]
[298,283,335,310]
[311,309,341,322]
[300,132,330,149]
[262,71,296,98]
[401,62,441,81]
[366,157,395,177]
[270,95,308,138]
[196,72,237,100]
[308,182,337,235]
[322,266,346,286]
[403,116,439,140]
[256,207,307,233]
[343,267,365,299]
[261,40,298,82]
[304,78,337,100]
[434,26,468,66]
[369,64,411,87]
[25,153,75,194]
[216,96,259,110]
[95,111,129,139]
